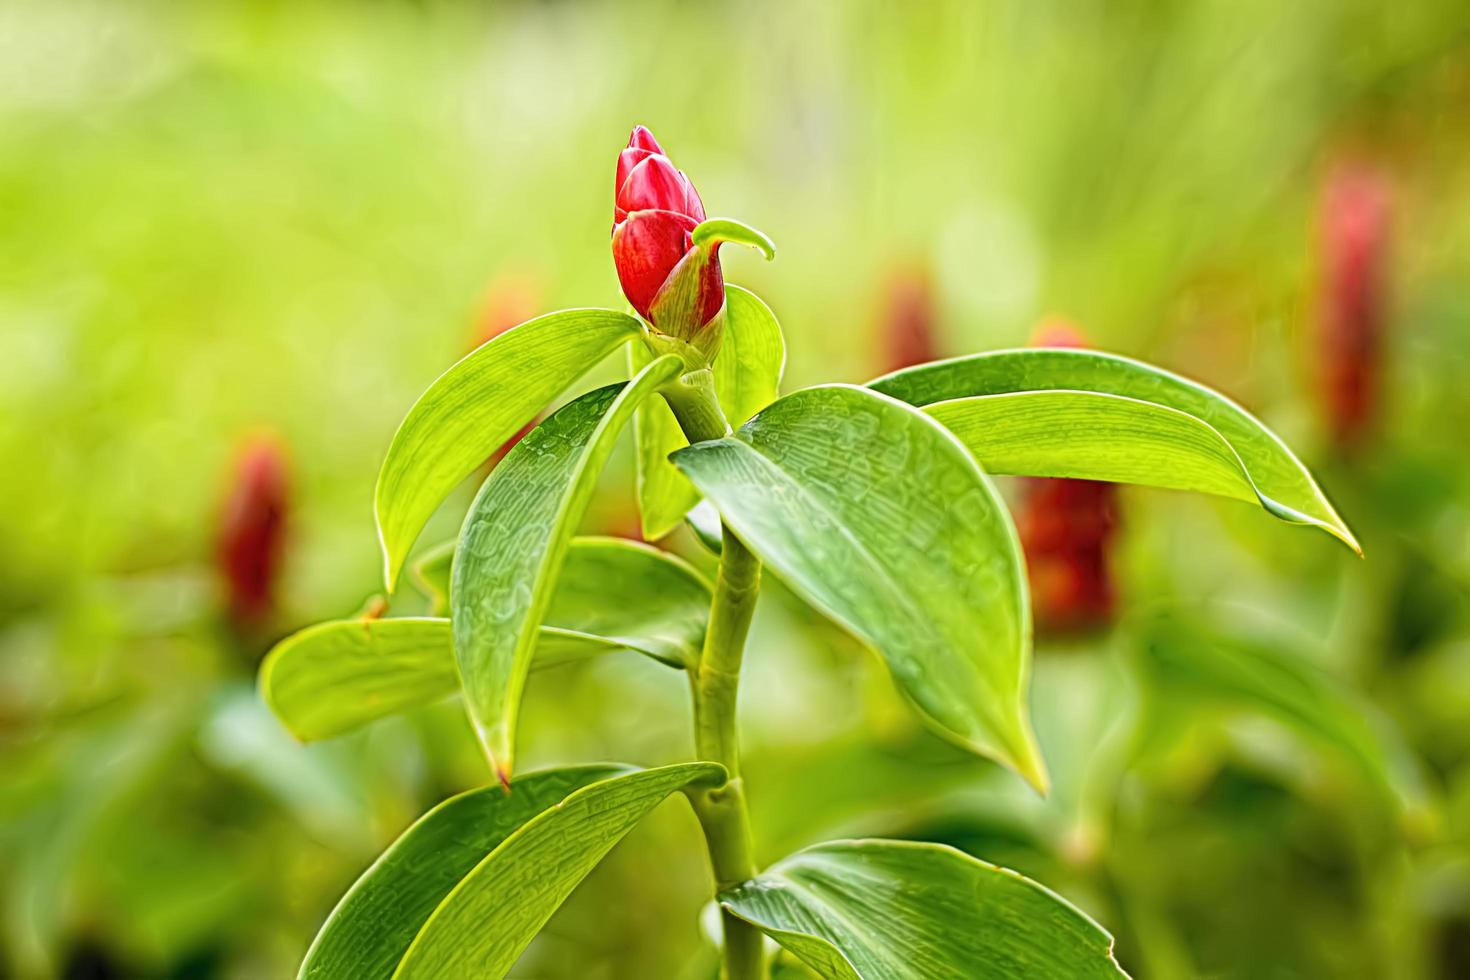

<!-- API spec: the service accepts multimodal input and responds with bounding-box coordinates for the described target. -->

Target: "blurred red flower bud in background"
[471,275,544,467]
[1316,162,1391,450]
[217,433,290,629]
[611,126,724,337]
[471,273,541,353]
[1016,320,1119,634]
[877,265,941,373]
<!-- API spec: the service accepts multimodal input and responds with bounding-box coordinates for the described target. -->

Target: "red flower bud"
[877,266,941,373]
[1316,162,1390,450]
[470,276,543,467]
[217,433,290,628]
[1017,320,1119,634]
[612,126,725,343]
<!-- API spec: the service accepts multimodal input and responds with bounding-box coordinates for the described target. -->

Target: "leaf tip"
[1011,731,1051,798]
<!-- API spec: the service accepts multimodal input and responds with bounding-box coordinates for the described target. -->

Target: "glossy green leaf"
[261,538,710,741]
[673,385,1045,790]
[453,355,682,781]
[871,348,1358,553]
[720,839,1128,979]
[375,308,643,591]
[630,285,786,539]
[261,618,457,742]
[394,762,724,979]
[298,764,626,980]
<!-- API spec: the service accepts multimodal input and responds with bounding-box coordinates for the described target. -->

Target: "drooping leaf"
[261,538,710,741]
[298,765,626,980]
[870,348,1358,553]
[375,308,643,590]
[672,385,1045,790]
[452,355,683,781]
[393,763,724,979]
[630,285,786,538]
[720,839,1128,980]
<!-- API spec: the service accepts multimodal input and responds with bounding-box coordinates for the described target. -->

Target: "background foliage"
[3,1,1470,976]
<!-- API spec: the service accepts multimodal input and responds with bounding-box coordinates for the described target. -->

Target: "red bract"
[611,126,724,335]
[1317,162,1391,449]
[1017,320,1119,633]
[217,434,290,628]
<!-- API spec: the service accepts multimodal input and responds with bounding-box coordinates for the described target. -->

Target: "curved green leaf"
[453,355,683,782]
[375,308,643,590]
[631,284,786,539]
[261,618,457,742]
[672,385,1045,790]
[298,764,627,980]
[870,348,1358,553]
[720,839,1128,980]
[394,762,723,979]
[261,539,711,741]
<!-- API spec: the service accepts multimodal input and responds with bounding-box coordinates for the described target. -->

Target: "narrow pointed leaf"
[672,385,1046,790]
[720,839,1128,980]
[261,539,711,741]
[298,765,627,980]
[870,348,1357,553]
[452,356,683,780]
[393,762,724,979]
[375,308,643,590]
[631,284,786,538]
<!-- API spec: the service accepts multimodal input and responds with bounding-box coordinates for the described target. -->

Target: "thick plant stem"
[689,528,764,980]
[660,367,767,980]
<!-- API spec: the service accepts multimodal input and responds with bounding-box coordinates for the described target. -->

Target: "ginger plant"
[261,126,1357,979]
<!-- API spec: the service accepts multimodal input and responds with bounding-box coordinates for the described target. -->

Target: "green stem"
[660,367,730,444]
[661,368,767,980]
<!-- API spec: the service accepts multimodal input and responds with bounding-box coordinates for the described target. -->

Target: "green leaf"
[720,839,1128,980]
[260,538,711,741]
[375,308,643,591]
[393,763,724,979]
[298,764,626,980]
[630,285,786,539]
[685,499,724,555]
[261,618,457,742]
[535,535,712,667]
[452,355,683,781]
[870,348,1358,553]
[672,385,1046,790]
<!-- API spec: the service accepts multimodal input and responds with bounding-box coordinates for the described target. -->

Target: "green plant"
[259,127,1358,979]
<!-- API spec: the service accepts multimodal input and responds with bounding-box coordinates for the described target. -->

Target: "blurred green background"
[4,1,1470,977]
